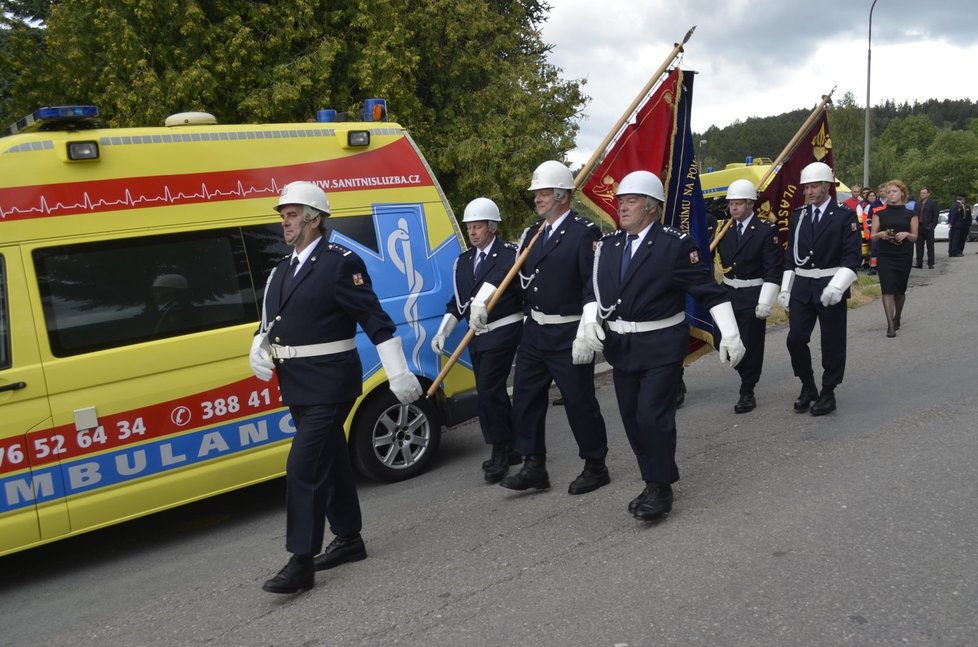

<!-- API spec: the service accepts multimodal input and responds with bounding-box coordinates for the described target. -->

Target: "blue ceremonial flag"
[661,70,715,362]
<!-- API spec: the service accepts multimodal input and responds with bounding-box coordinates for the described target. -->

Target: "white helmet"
[462,197,502,222]
[799,161,834,185]
[275,181,330,214]
[528,160,575,191]
[726,179,758,201]
[616,170,664,202]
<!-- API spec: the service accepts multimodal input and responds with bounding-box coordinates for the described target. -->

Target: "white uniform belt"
[271,338,356,359]
[722,277,764,288]
[477,312,524,334]
[795,267,839,279]
[606,311,685,334]
[530,310,581,325]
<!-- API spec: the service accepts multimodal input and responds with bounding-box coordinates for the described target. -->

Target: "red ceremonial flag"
[579,68,682,227]
[755,108,836,245]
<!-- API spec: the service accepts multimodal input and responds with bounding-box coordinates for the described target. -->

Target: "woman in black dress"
[869,180,918,337]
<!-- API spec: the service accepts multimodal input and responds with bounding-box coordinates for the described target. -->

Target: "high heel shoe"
[893,315,901,331]
[886,325,896,338]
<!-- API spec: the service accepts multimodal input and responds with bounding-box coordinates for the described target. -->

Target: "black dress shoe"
[314,534,367,571]
[481,445,521,472]
[483,446,520,483]
[499,456,550,491]
[793,384,819,412]
[913,264,923,269]
[633,483,673,522]
[628,484,652,514]
[734,392,756,413]
[567,461,610,495]
[810,390,837,416]
[262,555,314,594]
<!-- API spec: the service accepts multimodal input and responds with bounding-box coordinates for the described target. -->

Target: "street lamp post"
[863,0,880,189]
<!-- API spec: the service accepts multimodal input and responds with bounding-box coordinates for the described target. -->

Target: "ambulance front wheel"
[351,387,442,482]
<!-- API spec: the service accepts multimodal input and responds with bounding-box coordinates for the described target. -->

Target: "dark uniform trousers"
[446,240,523,447]
[594,224,732,485]
[510,213,607,461]
[263,236,398,558]
[286,400,359,556]
[714,216,783,393]
[784,202,861,389]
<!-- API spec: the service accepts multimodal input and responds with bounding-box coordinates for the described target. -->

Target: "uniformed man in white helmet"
[431,197,524,482]
[499,160,610,496]
[582,170,745,523]
[251,181,422,594]
[713,179,784,413]
[778,161,860,416]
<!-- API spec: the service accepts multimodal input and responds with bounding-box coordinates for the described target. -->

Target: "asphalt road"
[2,251,977,647]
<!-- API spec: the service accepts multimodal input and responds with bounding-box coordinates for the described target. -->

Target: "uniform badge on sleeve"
[689,250,700,264]
[773,235,780,245]
[851,222,858,231]
[352,272,364,286]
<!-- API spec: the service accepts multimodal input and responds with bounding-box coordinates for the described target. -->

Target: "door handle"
[0,381,27,393]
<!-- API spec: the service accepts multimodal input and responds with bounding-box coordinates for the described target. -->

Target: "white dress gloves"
[710,302,746,368]
[468,283,496,334]
[581,301,606,352]
[777,270,795,310]
[820,267,857,307]
[430,313,459,355]
[377,337,423,404]
[755,282,780,319]
[249,334,274,382]
[572,302,600,365]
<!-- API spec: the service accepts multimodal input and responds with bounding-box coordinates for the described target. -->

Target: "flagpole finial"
[681,26,696,46]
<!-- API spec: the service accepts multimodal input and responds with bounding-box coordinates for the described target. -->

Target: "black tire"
[351,388,441,482]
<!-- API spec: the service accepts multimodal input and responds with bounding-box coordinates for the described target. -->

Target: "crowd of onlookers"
[842,183,975,271]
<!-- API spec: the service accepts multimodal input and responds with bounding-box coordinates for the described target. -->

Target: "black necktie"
[473,250,485,277]
[620,234,639,280]
[281,257,298,303]
[812,207,821,228]
[544,224,553,245]
[736,222,744,241]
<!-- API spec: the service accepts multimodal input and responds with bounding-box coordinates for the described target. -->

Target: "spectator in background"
[843,185,862,212]
[913,186,939,269]
[869,180,918,337]
[864,189,880,275]
[948,193,971,257]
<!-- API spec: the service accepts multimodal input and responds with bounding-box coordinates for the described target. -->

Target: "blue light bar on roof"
[4,105,100,137]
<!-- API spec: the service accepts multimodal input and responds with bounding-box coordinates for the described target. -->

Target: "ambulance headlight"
[347,130,370,147]
[67,141,100,160]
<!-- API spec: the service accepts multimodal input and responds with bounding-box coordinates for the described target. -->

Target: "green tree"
[1,0,586,240]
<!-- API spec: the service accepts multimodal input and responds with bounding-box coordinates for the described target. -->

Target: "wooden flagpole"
[710,87,835,252]
[574,26,696,189]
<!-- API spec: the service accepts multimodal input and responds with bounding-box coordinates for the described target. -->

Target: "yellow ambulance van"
[0,102,477,556]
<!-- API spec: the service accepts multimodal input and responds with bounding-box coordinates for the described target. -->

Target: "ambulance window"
[34,229,259,356]
[241,224,291,304]
[0,256,9,369]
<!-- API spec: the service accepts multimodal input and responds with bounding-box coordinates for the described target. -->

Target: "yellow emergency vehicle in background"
[0,102,478,556]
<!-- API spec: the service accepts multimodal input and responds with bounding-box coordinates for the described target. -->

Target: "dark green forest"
[696,92,978,206]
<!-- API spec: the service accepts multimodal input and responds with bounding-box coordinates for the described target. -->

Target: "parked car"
[935,210,950,241]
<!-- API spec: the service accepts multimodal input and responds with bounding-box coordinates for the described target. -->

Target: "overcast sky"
[541,0,978,166]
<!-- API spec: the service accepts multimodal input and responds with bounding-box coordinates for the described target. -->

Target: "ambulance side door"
[0,246,67,556]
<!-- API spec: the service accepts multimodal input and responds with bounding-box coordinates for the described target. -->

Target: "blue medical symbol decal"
[329,203,469,380]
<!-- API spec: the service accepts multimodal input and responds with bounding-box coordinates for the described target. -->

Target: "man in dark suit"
[250,181,422,594]
[914,186,939,268]
[778,162,861,416]
[947,193,971,257]
[499,160,610,496]
[714,179,784,413]
[580,170,744,523]
[432,197,523,482]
